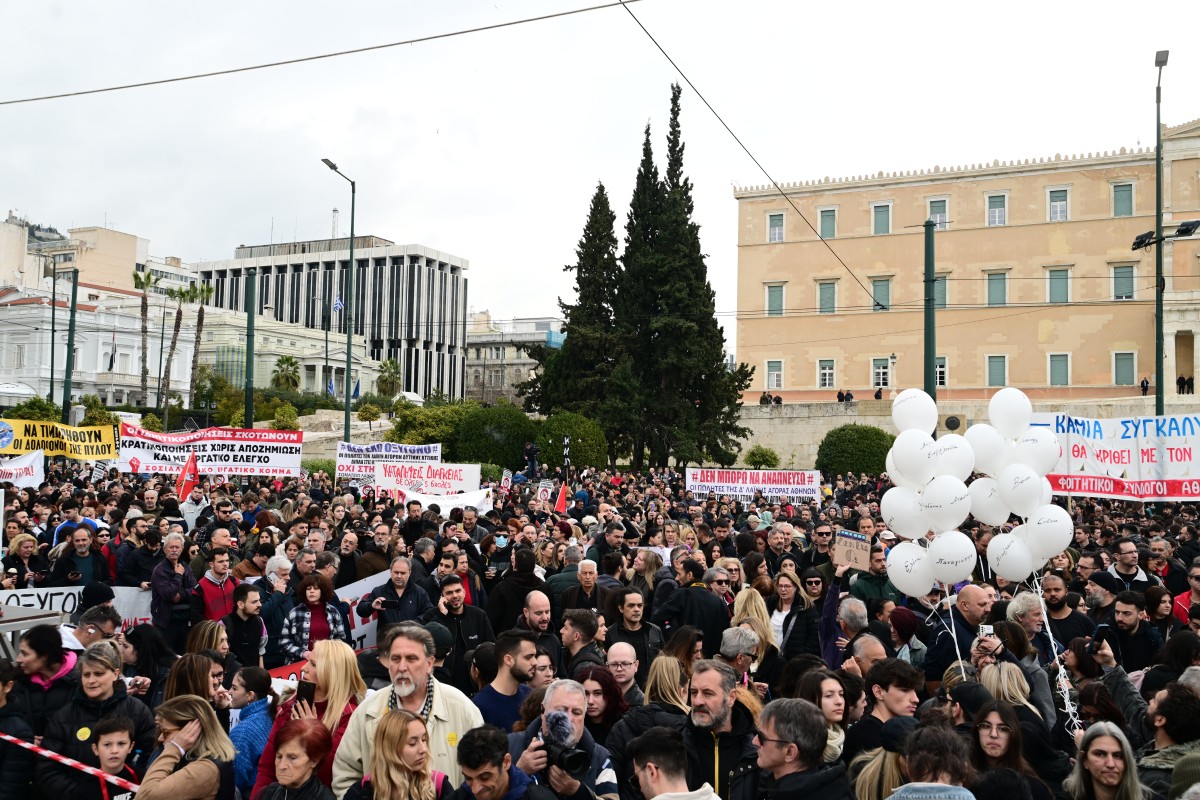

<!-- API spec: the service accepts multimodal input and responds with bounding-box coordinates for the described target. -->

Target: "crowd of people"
[3,462,1200,800]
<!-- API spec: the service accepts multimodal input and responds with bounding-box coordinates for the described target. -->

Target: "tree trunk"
[162,303,183,406]
[140,292,149,402]
[189,304,206,405]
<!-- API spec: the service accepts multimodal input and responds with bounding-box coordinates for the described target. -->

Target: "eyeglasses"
[976,722,1013,736]
[609,661,635,670]
[211,671,225,680]
[1189,575,1200,582]
[712,579,729,585]
[753,729,790,746]
[813,530,832,536]
[804,579,823,586]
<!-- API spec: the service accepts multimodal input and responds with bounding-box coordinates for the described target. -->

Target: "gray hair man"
[682,660,758,800]
[717,627,761,689]
[753,698,853,794]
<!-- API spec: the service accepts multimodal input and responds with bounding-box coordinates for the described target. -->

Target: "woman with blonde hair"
[980,662,1043,722]
[766,571,819,659]
[136,694,237,800]
[605,656,690,793]
[251,639,365,798]
[278,499,296,525]
[716,556,746,591]
[186,619,239,685]
[732,587,773,636]
[343,709,449,800]
[629,549,662,602]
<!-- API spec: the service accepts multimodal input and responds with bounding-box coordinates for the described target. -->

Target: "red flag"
[175,451,200,498]
[554,482,569,514]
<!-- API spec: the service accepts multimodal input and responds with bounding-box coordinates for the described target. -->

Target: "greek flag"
[352,379,360,399]
[332,295,344,312]
[326,378,335,396]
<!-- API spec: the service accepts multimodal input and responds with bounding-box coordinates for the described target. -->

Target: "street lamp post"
[244,266,256,429]
[312,296,330,395]
[889,352,897,399]
[322,158,355,441]
[60,268,79,424]
[1155,49,1169,416]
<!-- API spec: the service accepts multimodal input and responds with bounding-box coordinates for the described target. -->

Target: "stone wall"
[739,395,1163,469]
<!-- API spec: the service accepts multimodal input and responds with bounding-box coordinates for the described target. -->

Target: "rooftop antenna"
[332,208,340,239]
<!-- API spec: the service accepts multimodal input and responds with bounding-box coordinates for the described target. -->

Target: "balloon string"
[1031,574,1083,733]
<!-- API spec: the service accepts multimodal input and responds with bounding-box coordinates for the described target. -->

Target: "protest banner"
[116,423,304,477]
[685,468,822,502]
[335,441,442,477]
[0,419,117,460]
[1,584,153,630]
[833,529,872,571]
[1033,412,1200,501]
[0,450,45,488]
[371,485,493,514]
[374,462,481,495]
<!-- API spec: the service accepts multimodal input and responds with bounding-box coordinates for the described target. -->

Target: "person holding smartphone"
[48,527,111,587]
[2,533,48,588]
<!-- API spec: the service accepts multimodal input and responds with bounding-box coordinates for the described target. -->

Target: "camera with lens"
[541,710,590,780]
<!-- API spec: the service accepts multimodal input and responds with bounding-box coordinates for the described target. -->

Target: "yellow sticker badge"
[77,726,92,742]
[446,732,458,747]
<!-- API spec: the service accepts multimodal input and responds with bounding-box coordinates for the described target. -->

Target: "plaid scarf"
[389,675,435,722]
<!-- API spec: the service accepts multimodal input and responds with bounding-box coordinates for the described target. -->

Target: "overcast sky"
[2,1,1196,354]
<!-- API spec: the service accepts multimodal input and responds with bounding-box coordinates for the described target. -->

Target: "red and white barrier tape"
[0,731,141,791]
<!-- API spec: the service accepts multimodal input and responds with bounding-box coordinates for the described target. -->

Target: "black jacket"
[766,597,821,659]
[122,544,164,587]
[606,703,688,800]
[606,622,665,688]
[681,701,758,800]
[357,581,433,627]
[35,683,156,797]
[256,577,296,669]
[565,642,606,679]
[650,583,729,658]
[48,547,111,587]
[258,773,336,800]
[486,571,547,633]
[0,701,34,798]
[421,604,496,694]
[759,764,855,800]
[11,659,80,737]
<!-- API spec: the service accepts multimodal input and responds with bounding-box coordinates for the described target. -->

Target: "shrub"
[743,444,781,469]
[301,459,336,478]
[480,463,504,484]
[5,397,61,422]
[228,408,244,428]
[79,395,120,428]
[453,400,537,469]
[141,412,164,432]
[385,400,476,448]
[273,403,299,430]
[358,403,382,429]
[536,412,607,471]
[815,424,895,477]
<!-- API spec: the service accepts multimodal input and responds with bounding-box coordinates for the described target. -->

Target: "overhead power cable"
[0,1,641,107]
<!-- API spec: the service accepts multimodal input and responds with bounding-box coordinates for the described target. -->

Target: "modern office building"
[192,236,469,399]
[734,117,1200,400]
[464,311,563,404]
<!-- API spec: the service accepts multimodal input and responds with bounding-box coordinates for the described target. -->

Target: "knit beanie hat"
[889,606,919,643]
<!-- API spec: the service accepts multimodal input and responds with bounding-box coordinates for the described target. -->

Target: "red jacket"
[1172,590,1199,624]
[191,573,239,623]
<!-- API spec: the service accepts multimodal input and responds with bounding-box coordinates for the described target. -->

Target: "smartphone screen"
[296,680,317,706]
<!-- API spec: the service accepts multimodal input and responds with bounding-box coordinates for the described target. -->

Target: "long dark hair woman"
[765,571,820,659]
[11,623,79,737]
[35,642,157,795]
[660,625,704,679]
[576,666,629,747]
[1143,586,1184,643]
[968,699,1053,800]
[1139,630,1200,701]
[120,622,178,709]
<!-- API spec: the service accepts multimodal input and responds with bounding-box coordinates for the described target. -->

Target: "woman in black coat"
[11,624,79,738]
[36,642,156,796]
[765,571,820,659]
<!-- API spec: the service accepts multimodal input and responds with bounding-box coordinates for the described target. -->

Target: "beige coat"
[332,680,483,798]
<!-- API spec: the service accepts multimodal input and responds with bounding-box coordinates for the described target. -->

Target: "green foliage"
[357,403,381,429]
[744,444,781,469]
[79,395,120,428]
[228,407,244,428]
[376,358,402,397]
[453,400,537,469]
[815,424,895,477]
[480,463,503,483]
[273,403,299,430]
[536,412,607,471]
[271,356,301,391]
[5,396,61,421]
[301,459,336,477]
[141,412,164,432]
[385,400,477,448]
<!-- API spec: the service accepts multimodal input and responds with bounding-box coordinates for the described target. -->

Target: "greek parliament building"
[192,235,469,399]
[734,117,1200,401]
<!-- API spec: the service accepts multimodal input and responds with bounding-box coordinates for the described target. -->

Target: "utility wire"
[615,0,880,308]
[0,1,641,107]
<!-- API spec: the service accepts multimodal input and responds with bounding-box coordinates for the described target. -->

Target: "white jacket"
[653,784,721,800]
[332,680,483,798]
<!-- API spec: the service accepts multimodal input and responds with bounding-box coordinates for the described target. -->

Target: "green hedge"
[815,424,894,477]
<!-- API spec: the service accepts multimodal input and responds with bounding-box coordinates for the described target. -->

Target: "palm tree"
[272,355,301,391]
[377,358,402,397]
[188,283,214,406]
[132,271,161,404]
[159,286,189,407]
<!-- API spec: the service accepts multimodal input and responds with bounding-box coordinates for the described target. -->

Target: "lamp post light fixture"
[322,157,355,442]
[889,352,898,398]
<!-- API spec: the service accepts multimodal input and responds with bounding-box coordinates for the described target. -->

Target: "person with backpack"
[343,709,451,800]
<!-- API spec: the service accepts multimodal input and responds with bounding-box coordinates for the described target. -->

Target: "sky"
[2,1,1197,355]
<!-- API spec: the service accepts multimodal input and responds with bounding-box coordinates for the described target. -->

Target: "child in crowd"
[82,717,141,800]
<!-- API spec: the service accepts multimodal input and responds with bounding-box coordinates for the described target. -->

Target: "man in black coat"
[485,548,547,633]
[650,558,728,657]
[421,575,495,694]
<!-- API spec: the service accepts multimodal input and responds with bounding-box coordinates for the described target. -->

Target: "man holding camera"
[508,678,619,800]
[358,556,433,630]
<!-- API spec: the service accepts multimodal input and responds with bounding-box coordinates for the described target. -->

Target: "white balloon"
[919,475,972,531]
[964,423,1009,477]
[929,434,977,481]
[893,429,936,485]
[1040,477,1054,507]
[1025,504,1073,560]
[928,530,978,584]
[886,450,925,491]
[892,388,938,434]
[887,542,936,598]
[969,477,1010,526]
[989,387,1033,439]
[987,534,1035,581]
[881,486,929,540]
[1012,427,1062,477]
[997,463,1044,519]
